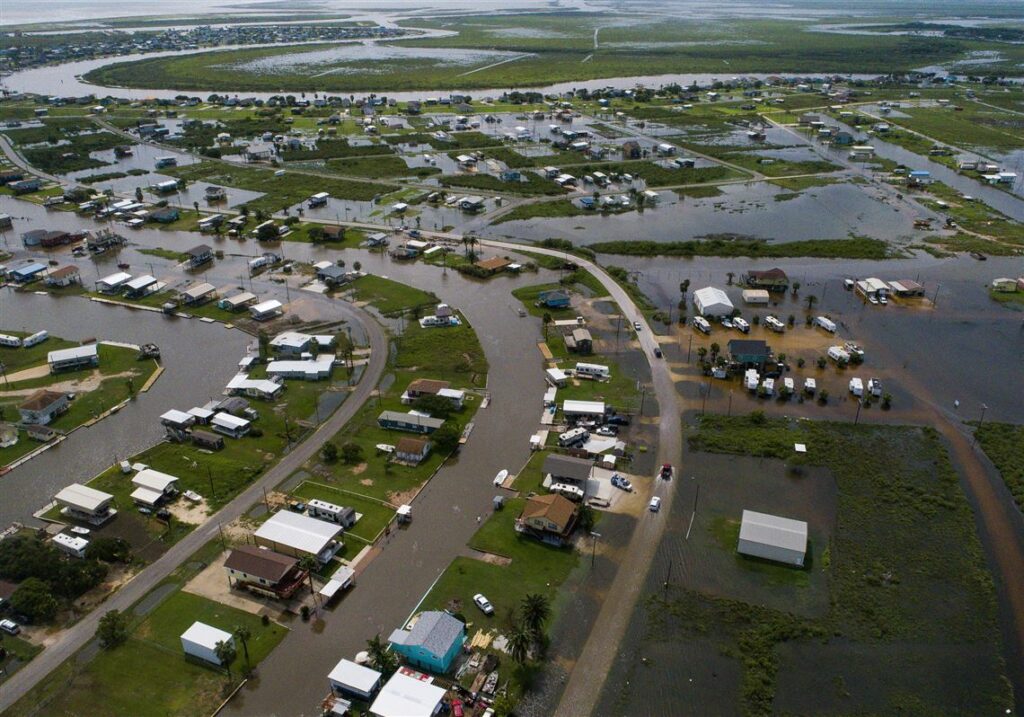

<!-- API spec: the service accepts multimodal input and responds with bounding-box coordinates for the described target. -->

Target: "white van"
[849,377,864,397]
[814,316,837,333]
[692,316,711,334]
[827,346,851,364]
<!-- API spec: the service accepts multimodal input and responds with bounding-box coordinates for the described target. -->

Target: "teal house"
[388,611,465,674]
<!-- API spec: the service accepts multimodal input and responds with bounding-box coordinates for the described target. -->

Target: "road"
[0,135,63,185]
[0,300,388,714]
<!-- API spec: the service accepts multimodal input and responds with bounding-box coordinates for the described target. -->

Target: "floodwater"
[233,44,526,76]
[63,141,198,181]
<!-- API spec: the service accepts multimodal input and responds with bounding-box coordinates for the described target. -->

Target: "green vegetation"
[163,162,395,212]
[916,182,1024,253]
[20,130,124,174]
[290,481,395,543]
[974,423,1024,512]
[767,175,842,191]
[493,199,586,224]
[325,155,440,179]
[591,235,895,260]
[670,415,1012,715]
[441,171,563,196]
[891,104,1024,154]
[282,139,394,161]
[347,274,438,317]
[138,247,186,261]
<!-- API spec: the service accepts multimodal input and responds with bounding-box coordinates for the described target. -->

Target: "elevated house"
[130,468,179,508]
[254,510,343,563]
[744,268,789,292]
[46,265,81,288]
[54,483,116,525]
[186,244,214,268]
[728,339,772,370]
[48,344,99,373]
[223,545,307,599]
[516,493,578,546]
[388,611,466,674]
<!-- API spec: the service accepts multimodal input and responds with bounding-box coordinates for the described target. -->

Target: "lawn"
[7,591,287,717]
[347,274,439,317]
[290,479,396,543]
[325,155,441,179]
[0,632,42,680]
[493,199,586,224]
[0,332,76,373]
[591,235,896,260]
[974,422,1024,512]
[440,171,565,196]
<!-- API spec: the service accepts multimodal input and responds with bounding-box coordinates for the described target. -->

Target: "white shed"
[328,658,381,701]
[741,289,770,305]
[737,509,808,566]
[180,621,234,665]
[693,287,734,317]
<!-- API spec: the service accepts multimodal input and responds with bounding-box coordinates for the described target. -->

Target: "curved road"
[0,300,388,714]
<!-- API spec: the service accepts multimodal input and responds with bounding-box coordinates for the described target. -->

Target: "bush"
[432,423,461,453]
[11,577,59,623]
[88,537,132,564]
[97,609,130,649]
[320,442,339,463]
[340,442,364,464]
[412,395,456,420]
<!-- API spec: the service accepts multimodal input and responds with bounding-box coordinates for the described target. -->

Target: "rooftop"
[739,510,808,553]
[542,454,592,482]
[389,611,464,657]
[19,389,65,411]
[224,545,298,584]
[254,510,342,555]
[520,493,577,533]
[369,672,446,717]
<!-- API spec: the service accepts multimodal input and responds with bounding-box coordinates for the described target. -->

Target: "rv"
[692,316,711,334]
[867,378,883,397]
[732,317,750,333]
[155,156,177,169]
[0,334,23,348]
[308,192,329,208]
[22,330,49,348]
[764,315,785,333]
[813,316,837,333]
[575,362,610,380]
[827,346,851,364]
[744,369,760,391]
[558,427,589,447]
[803,377,817,395]
[849,377,864,397]
[550,483,585,502]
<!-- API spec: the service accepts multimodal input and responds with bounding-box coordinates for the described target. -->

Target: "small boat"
[970,251,987,261]
[376,443,395,454]
[493,469,509,487]
[117,262,130,270]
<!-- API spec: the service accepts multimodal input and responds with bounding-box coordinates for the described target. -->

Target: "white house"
[737,509,808,567]
[329,659,382,702]
[254,510,343,562]
[211,412,251,438]
[266,354,334,381]
[48,344,99,373]
[225,373,285,400]
[180,622,235,665]
[55,483,116,525]
[249,300,284,321]
[693,287,734,317]
[369,672,446,717]
[130,468,180,507]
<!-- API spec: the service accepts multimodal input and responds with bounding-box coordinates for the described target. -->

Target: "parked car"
[611,474,633,491]
[473,594,495,616]
[653,347,663,358]
[595,426,618,437]
[648,496,662,512]
[607,415,631,426]
[659,463,673,480]
[0,619,20,635]
[633,321,642,331]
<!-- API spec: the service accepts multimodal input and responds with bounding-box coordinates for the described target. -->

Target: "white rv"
[813,316,837,333]
[849,377,864,397]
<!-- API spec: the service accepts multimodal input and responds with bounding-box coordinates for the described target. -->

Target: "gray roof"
[543,454,592,482]
[390,611,463,657]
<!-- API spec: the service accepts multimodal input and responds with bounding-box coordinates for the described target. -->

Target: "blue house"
[579,197,596,210]
[500,170,522,182]
[537,289,571,309]
[9,262,48,283]
[377,410,444,434]
[388,611,465,674]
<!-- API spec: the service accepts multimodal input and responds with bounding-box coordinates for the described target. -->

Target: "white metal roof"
[125,275,156,291]
[212,413,250,430]
[130,486,165,506]
[694,286,734,314]
[48,344,98,364]
[188,406,215,419]
[739,510,808,553]
[255,510,342,555]
[98,271,132,286]
[370,672,446,717]
[160,409,194,425]
[223,292,257,307]
[180,621,233,650]
[55,483,112,512]
[250,299,283,314]
[328,658,380,693]
[132,468,179,492]
[226,373,282,395]
[270,331,312,349]
[563,400,605,415]
[182,282,216,299]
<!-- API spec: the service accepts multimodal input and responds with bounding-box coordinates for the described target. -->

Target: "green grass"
[892,104,1024,154]
[138,247,186,261]
[395,319,488,385]
[347,274,438,317]
[6,591,286,717]
[974,423,1024,512]
[440,171,564,196]
[290,480,396,543]
[916,182,1024,251]
[0,633,42,678]
[0,331,76,372]
[989,289,1024,305]
[591,235,896,260]
[325,154,441,179]
[163,162,395,212]
[671,414,1012,715]
[767,176,843,191]
[493,199,586,224]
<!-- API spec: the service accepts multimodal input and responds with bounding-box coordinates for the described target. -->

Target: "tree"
[234,626,252,674]
[697,346,708,362]
[134,187,143,202]
[817,356,827,369]
[96,609,129,649]
[193,201,199,214]
[297,555,319,604]
[709,342,720,359]
[412,394,456,420]
[215,640,237,680]
[726,272,735,285]
[307,225,324,243]
[320,442,339,463]
[520,594,550,645]
[792,281,801,296]
[505,617,531,665]
[353,261,361,272]
[578,503,596,533]
[806,295,818,311]
[340,442,364,464]
[366,633,399,677]
[542,312,552,339]
[11,578,59,623]
[432,423,461,453]
[679,279,690,296]
[88,537,132,563]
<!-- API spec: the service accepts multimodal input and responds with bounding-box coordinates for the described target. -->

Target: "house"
[855,277,889,301]
[249,300,284,321]
[329,659,382,702]
[224,545,307,599]
[266,354,334,381]
[888,279,925,297]
[832,130,855,146]
[205,186,227,202]
[992,277,1018,293]
[255,510,343,563]
[192,430,224,451]
[745,268,789,291]
[48,344,99,373]
[562,399,605,419]
[269,331,330,356]
[46,265,81,288]
[403,379,450,401]
[26,424,56,443]
[563,328,593,355]
[18,390,68,425]
[621,140,642,159]
[96,271,132,294]
[149,207,180,224]
[537,289,571,309]
[54,483,116,525]
[219,292,258,312]
[395,437,431,464]
[179,282,217,305]
[130,468,179,508]
[181,622,234,665]
[316,264,352,287]
[225,374,284,400]
[545,367,568,388]
[517,493,578,546]
[186,244,213,268]
[543,454,592,485]
[457,196,485,212]
[388,611,466,674]
[474,256,512,274]
[693,286,734,317]
[124,275,161,298]
[737,509,808,567]
[9,262,48,284]
[10,178,42,194]
[369,672,447,717]
[378,410,445,434]
[728,339,772,370]
[211,412,251,438]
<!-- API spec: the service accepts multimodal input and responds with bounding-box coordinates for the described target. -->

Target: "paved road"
[0,135,63,184]
[0,300,387,714]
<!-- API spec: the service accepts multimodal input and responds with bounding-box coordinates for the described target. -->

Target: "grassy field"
[493,199,586,224]
[290,480,396,543]
[81,18,989,92]
[916,182,1024,253]
[324,154,440,179]
[974,422,1024,512]
[5,591,286,717]
[668,415,1013,715]
[347,274,438,317]
[440,171,564,196]
[591,235,896,260]
[891,104,1024,154]
[163,162,395,212]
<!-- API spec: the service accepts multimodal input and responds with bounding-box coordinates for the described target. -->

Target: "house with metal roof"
[96,271,132,294]
[388,611,466,674]
[369,671,446,717]
[8,262,48,284]
[254,510,343,563]
[48,344,99,373]
[693,286,735,317]
[737,509,808,567]
[378,410,445,435]
[130,468,180,507]
[728,339,772,370]
[18,390,68,425]
[180,622,234,665]
[329,658,382,703]
[55,483,116,525]
[542,454,592,485]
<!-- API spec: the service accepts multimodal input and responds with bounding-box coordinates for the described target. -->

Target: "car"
[611,474,633,491]
[633,321,642,331]
[659,463,673,480]
[595,426,617,437]
[473,594,495,615]
[0,619,20,635]
[648,496,662,512]
[653,347,663,358]
[607,415,631,426]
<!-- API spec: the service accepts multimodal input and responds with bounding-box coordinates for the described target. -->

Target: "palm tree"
[366,633,399,677]
[679,279,691,296]
[215,640,237,680]
[234,626,252,675]
[520,594,550,644]
[542,312,552,339]
[806,295,818,311]
[697,346,708,362]
[726,272,735,285]
[709,342,720,359]
[792,281,801,296]
[193,200,200,215]
[462,236,470,257]
[505,616,531,665]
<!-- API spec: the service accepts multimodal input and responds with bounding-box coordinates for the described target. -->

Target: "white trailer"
[745,369,760,391]
[813,316,837,333]
[22,330,48,348]
[849,377,864,397]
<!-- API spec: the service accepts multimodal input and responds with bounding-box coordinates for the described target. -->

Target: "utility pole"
[590,531,601,568]
[854,398,862,425]
[973,403,988,447]
[207,466,215,500]
[701,374,711,415]
[932,283,940,309]
[687,334,693,363]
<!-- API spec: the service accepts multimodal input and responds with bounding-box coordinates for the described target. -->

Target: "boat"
[970,251,987,261]
[376,443,395,454]
[117,262,130,270]
[137,343,160,360]
[493,469,509,487]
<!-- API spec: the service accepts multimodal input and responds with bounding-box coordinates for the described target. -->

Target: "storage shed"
[737,509,808,567]
[693,287,734,317]
[180,621,234,665]
[741,289,770,305]
[329,658,382,701]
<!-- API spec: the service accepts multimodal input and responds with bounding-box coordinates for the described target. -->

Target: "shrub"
[11,577,59,623]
